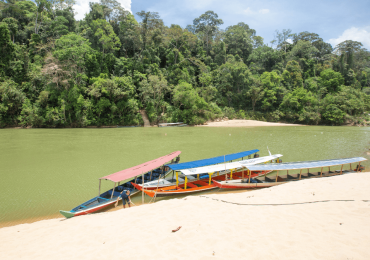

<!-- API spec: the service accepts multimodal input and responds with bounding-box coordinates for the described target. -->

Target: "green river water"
[1,126,369,227]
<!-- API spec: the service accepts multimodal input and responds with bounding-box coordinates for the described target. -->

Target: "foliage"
[0,4,369,127]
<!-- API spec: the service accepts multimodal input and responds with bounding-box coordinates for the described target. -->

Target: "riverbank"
[1,171,369,260]
[198,119,302,127]
[3,119,300,129]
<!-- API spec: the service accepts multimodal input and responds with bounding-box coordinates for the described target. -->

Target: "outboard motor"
[254,153,260,158]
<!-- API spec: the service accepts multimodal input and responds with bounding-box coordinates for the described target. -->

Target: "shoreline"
[1,119,303,129]
[3,119,370,129]
[197,119,303,127]
[1,171,370,259]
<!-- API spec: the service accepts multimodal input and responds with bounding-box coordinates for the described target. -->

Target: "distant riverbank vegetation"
[1,0,369,127]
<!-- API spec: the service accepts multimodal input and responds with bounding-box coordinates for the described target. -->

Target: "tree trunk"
[35,11,39,34]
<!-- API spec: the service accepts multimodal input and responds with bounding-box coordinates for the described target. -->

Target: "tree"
[247,76,264,112]
[282,60,303,89]
[319,69,344,93]
[247,45,283,74]
[224,22,255,62]
[172,81,214,124]
[0,22,15,76]
[0,79,26,127]
[54,33,94,74]
[260,71,282,111]
[273,29,292,53]
[193,11,223,54]
[2,17,18,42]
[138,75,170,124]
[34,0,51,34]
[91,19,121,54]
[165,24,197,64]
[136,11,163,50]
[279,87,319,124]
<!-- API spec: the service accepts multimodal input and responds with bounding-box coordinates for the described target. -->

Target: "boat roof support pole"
[150,170,153,181]
[299,169,302,180]
[142,173,144,204]
[275,170,279,182]
[184,176,187,190]
[176,171,179,188]
[242,167,244,180]
[340,164,343,174]
[110,182,116,200]
[320,167,323,177]
[99,179,101,197]
[209,172,214,185]
[248,169,251,183]
[151,174,161,203]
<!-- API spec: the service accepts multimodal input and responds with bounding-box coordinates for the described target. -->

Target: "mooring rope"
[198,196,369,206]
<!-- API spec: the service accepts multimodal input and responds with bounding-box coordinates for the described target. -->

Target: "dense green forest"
[1,0,369,127]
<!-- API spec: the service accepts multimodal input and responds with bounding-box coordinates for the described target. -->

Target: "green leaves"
[319,69,344,93]
[91,19,121,54]
[0,22,15,76]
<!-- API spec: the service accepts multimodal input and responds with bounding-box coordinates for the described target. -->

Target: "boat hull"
[213,180,281,189]
[132,170,269,198]
[213,170,357,190]
[60,167,173,218]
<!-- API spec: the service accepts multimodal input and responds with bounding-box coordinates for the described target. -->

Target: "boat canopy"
[244,157,367,171]
[167,149,259,171]
[180,154,283,175]
[100,151,181,183]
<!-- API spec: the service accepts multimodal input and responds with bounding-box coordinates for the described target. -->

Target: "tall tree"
[193,11,223,54]
[136,11,163,50]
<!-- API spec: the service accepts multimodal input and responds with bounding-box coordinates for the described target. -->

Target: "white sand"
[199,119,302,127]
[1,172,370,260]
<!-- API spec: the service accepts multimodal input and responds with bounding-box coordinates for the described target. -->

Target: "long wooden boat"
[158,122,187,127]
[59,151,181,218]
[132,169,269,197]
[213,157,367,190]
[135,149,262,190]
[134,152,283,197]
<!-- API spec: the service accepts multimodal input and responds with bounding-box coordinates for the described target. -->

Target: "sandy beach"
[1,171,369,260]
[199,119,302,127]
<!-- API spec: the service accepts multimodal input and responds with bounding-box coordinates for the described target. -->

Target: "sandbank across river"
[1,171,370,260]
[199,119,302,127]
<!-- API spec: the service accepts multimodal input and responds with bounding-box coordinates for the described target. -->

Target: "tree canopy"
[0,3,369,127]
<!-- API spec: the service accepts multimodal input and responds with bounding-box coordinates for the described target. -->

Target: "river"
[1,126,369,227]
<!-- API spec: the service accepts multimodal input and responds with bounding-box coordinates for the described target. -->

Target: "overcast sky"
[74,0,370,49]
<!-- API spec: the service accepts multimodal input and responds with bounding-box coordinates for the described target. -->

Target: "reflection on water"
[0,126,369,227]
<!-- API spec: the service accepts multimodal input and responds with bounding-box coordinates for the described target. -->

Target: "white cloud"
[73,0,132,21]
[240,7,270,15]
[242,7,253,15]
[328,27,370,49]
[258,9,269,14]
